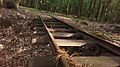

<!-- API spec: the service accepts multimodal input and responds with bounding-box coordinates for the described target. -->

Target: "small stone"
[32,38,37,44]
[0,14,2,18]
[33,31,37,34]
[0,44,4,50]
[17,13,21,15]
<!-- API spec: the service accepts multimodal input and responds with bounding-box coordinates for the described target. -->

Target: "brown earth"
[0,8,51,67]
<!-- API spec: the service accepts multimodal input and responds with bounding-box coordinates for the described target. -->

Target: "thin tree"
[87,0,96,18]
[99,0,111,20]
[94,0,102,20]
[0,0,3,7]
[77,0,83,18]
[87,0,93,17]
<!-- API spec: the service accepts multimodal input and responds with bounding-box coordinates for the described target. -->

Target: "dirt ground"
[0,8,51,66]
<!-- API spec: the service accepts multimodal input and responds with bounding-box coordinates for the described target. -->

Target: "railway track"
[29,16,120,67]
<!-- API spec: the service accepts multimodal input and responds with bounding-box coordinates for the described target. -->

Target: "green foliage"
[82,0,89,16]
[70,0,78,14]
[20,0,119,21]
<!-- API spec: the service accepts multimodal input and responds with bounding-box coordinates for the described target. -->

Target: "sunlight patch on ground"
[58,16,70,20]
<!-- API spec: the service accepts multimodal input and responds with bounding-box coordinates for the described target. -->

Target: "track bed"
[29,16,120,67]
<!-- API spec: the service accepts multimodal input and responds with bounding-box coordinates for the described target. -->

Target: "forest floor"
[0,8,51,66]
[0,7,120,66]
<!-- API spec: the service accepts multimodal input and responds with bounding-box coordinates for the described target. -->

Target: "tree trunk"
[3,0,17,9]
[103,0,112,21]
[87,0,93,17]
[87,0,96,18]
[99,0,111,20]
[66,0,70,15]
[77,0,83,18]
[115,1,120,19]
[50,0,58,12]
[94,0,101,20]
[14,0,21,7]
[28,0,31,7]
[0,0,3,7]
[0,0,21,9]
[99,2,105,20]
[35,0,39,9]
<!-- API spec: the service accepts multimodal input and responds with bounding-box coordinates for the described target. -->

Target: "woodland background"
[0,0,120,22]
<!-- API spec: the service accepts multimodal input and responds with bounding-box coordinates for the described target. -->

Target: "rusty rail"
[52,16,120,56]
[38,16,70,67]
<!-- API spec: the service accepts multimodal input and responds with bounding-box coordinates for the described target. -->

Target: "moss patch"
[91,32,105,39]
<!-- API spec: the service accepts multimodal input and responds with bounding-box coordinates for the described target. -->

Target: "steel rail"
[52,16,120,56]
[38,16,70,67]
